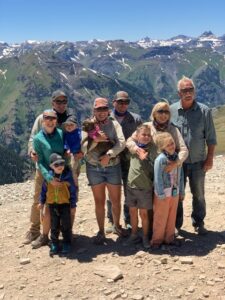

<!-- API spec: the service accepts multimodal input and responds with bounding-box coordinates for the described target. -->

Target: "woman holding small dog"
[82,98,126,244]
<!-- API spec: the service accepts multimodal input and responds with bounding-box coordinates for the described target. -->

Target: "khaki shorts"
[126,185,153,209]
[70,156,81,177]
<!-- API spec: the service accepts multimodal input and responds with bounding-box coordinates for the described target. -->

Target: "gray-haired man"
[170,76,217,235]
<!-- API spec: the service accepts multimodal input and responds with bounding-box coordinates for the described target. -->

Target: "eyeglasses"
[95,107,109,112]
[43,116,57,121]
[53,162,65,168]
[180,87,194,94]
[54,99,68,104]
[157,110,170,115]
[116,99,130,105]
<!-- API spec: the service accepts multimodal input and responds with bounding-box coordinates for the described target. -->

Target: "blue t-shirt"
[64,128,81,154]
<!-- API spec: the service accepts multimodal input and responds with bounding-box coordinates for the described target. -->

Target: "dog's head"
[82,118,96,132]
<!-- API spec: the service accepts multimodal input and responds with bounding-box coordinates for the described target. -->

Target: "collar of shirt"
[178,100,198,111]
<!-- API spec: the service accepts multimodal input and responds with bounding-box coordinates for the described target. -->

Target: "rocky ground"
[1,156,225,300]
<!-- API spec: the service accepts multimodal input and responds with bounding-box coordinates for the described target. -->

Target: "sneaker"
[61,243,71,254]
[125,221,132,230]
[195,225,208,235]
[93,231,106,245]
[151,244,161,251]
[105,221,114,234]
[113,225,129,237]
[142,236,151,249]
[23,231,40,245]
[175,228,180,238]
[129,234,142,244]
[50,243,58,255]
[31,234,49,249]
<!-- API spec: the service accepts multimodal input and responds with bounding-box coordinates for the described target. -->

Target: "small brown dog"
[82,118,115,156]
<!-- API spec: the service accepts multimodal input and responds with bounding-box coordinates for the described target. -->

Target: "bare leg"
[139,208,149,237]
[107,184,121,228]
[129,207,138,235]
[42,205,51,236]
[91,183,106,233]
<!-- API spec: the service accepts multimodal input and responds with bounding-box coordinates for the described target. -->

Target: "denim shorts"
[86,162,122,186]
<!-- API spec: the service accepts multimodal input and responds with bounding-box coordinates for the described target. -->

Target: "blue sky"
[1,0,225,43]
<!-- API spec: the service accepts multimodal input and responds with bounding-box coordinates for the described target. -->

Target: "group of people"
[23,76,217,255]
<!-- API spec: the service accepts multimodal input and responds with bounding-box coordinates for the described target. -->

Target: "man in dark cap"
[106,91,142,232]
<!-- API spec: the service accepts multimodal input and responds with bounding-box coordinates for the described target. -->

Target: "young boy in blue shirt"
[40,153,76,255]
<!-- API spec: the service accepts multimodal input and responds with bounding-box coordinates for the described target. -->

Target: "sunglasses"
[53,162,65,168]
[157,110,170,115]
[43,116,57,121]
[54,99,68,104]
[180,87,194,94]
[116,99,130,105]
[95,107,109,112]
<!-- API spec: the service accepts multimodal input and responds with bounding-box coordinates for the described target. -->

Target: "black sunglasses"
[116,99,130,105]
[180,87,194,94]
[53,162,65,168]
[54,99,68,104]
[43,116,57,121]
[157,110,170,115]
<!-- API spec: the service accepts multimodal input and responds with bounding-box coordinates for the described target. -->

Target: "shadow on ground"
[51,229,225,261]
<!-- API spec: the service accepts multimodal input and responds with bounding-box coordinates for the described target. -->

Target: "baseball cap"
[51,90,67,101]
[113,91,130,101]
[93,97,109,109]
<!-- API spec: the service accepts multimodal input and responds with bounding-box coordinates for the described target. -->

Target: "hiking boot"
[50,243,58,255]
[142,236,151,249]
[105,221,114,234]
[31,234,49,249]
[124,221,132,230]
[175,227,180,238]
[23,231,40,245]
[195,225,208,235]
[93,231,106,245]
[61,243,71,254]
[113,225,129,237]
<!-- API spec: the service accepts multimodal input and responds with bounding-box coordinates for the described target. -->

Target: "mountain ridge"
[0,32,225,183]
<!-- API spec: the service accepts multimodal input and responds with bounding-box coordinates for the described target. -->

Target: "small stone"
[0,286,3,290]
[160,257,168,264]
[217,263,225,269]
[19,285,26,290]
[55,293,61,297]
[131,295,144,300]
[94,265,123,281]
[206,281,214,286]
[180,257,193,265]
[134,251,146,258]
[0,293,5,300]
[202,292,210,298]
[107,279,114,283]
[121,294,128,299]
[188,286,195,293]
[104,290,112,296]
[152,259,161,265]
[214,277,223,282]
[111,292,121,299]
[20,258,31,265]
[172,267,182,271]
